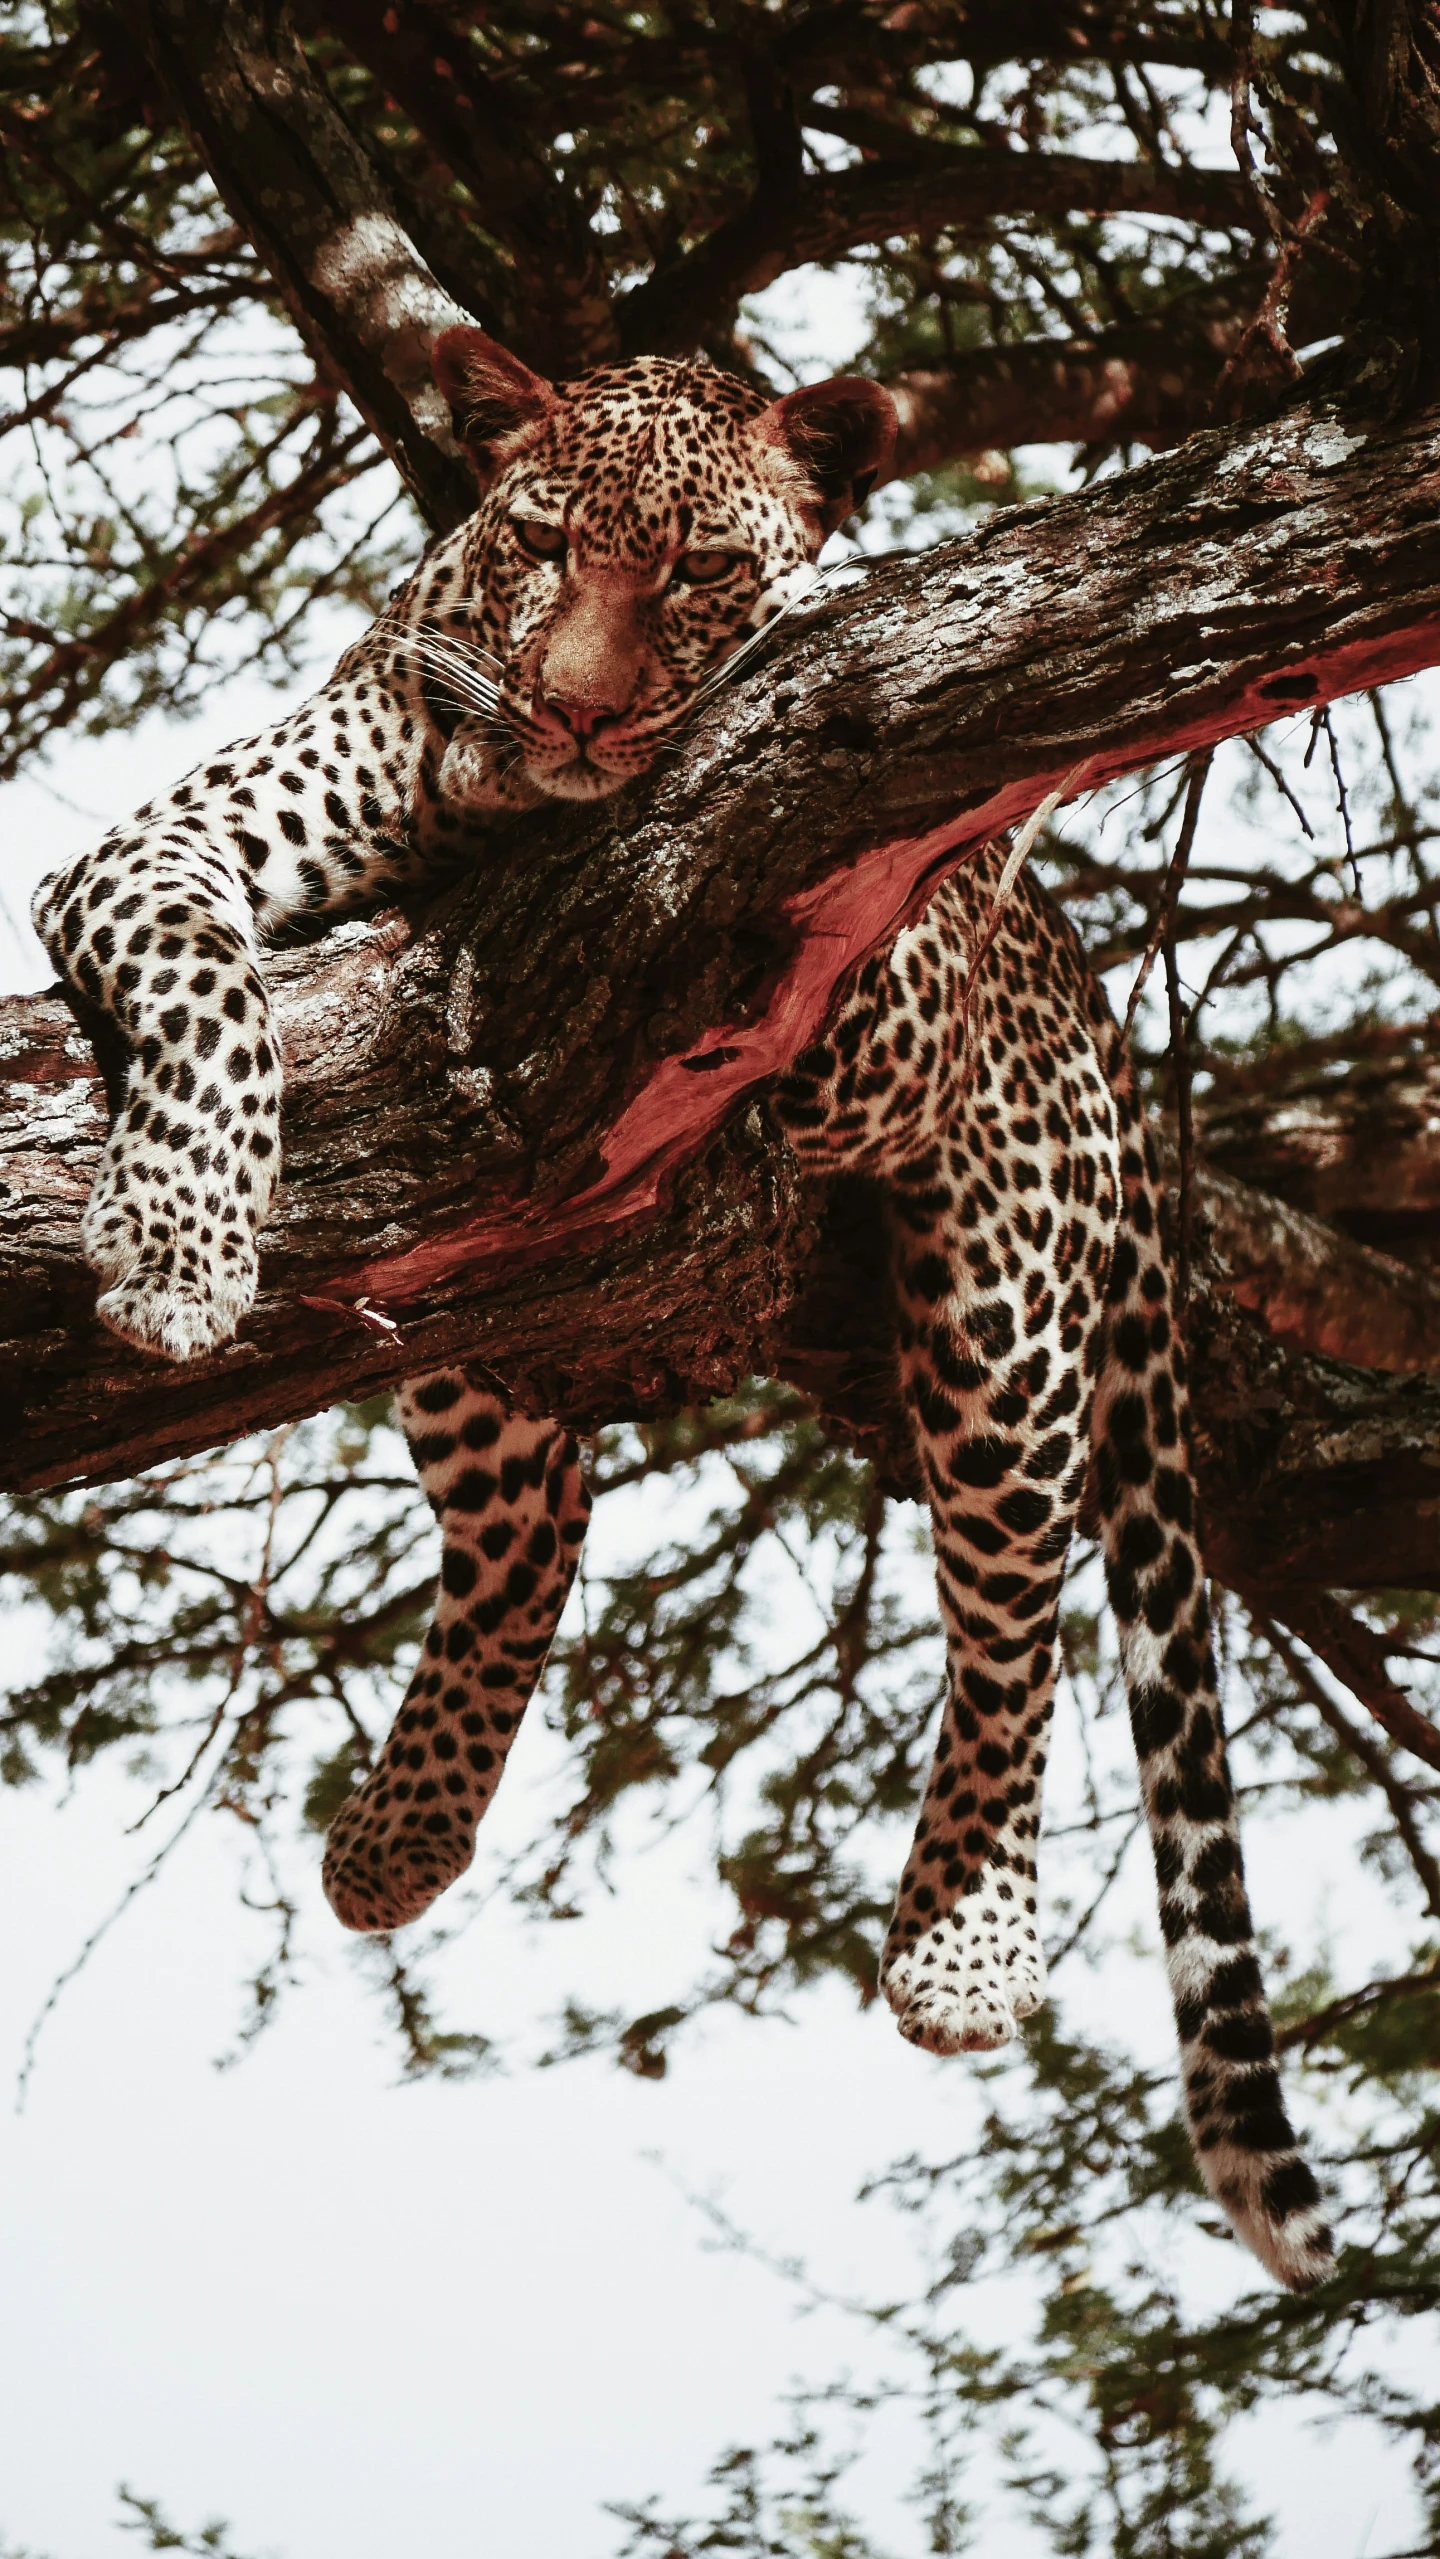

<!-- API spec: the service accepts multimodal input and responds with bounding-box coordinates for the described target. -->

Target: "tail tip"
[1217,2167,1335,2292]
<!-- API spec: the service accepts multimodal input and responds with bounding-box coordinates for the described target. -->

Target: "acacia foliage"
[6,1367,1440,2550]
[3,0,1431,780]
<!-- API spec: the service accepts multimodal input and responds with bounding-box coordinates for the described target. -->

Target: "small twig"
[1321,707,1360,891]
[1122,750,1213,1042]
[1245,733,1314,839]
[296,1291,402,1338]
[1252,1593,1440,1778]
[1164,937,1196,1308]
[1228,0,1286,247]
[1276,1959,1440,2052]
[1256,1610,1440,1920]
[1045,1812,1144,1970]
[1139,754,1212,1305]
[15,1787,215,2111]
[1213,177,1329,416]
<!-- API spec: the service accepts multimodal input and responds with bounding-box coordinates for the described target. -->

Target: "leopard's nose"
[540,688,617,739]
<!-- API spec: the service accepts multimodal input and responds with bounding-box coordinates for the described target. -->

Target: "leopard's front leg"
[323,1374,591,1930]
[36,830,282,1361]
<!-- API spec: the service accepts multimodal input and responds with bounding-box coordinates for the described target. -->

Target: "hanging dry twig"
[1121,749,1213,1043]
[1255,1609,1440,1915]
[1251,1590,1440,1776]
[1124,753,1213,1304]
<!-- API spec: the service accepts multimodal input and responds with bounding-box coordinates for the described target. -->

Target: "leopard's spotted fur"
[34,330,1331,2291]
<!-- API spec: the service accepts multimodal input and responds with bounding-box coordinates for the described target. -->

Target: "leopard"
[33,325,1332,2293]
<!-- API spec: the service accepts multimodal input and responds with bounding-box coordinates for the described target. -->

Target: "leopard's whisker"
[386,632,507,719]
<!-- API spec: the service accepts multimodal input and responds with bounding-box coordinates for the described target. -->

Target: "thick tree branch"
[121,0,473,526]
[1182,1287,1440,1595]
[619,149,1259,356]
[1193,1157,1440,1373]
[307,0,618,374]
[1202,1033,1440,1263]
[4,385,1440,1505]
[887,325,1233,473]
[883,247,1360,469]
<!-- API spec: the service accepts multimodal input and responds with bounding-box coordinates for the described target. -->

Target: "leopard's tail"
[1090,1026,1333,2292]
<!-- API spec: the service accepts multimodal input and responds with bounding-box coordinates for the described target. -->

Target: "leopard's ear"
[432,328,559,486]
[756,376,897,536]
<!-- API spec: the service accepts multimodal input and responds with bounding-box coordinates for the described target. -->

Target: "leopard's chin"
[533,762,629,803]
[528,747,660,802]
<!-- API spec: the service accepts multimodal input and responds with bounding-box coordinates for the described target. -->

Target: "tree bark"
[122,0,475,527]
[1202,1032,1440,1263]
[305,0,618,376]
[4,385,1440,1514]
[1188,1155,1440,1372]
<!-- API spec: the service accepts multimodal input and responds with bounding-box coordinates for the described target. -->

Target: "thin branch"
[1122,750,1213,1042]
[1161,757,1214,1304]
[1255,1599,1440,1784]
[1276,1958,1440,2051]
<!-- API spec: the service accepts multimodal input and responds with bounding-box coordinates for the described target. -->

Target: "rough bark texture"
[5,385,1440,1520]
[1181,1287,1440,1596]
[123,0,474,525]
[303,0,619,375]
[1191,1155,1440,1372]
[1203,1031,1440,1263]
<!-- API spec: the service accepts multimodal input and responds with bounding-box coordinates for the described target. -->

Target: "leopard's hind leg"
[323,1372,591,1932]
[776,855,1119,2053]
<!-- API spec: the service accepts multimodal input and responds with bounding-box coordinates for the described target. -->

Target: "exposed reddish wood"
[348,781,1087,1306]
[4,385,1440,1502]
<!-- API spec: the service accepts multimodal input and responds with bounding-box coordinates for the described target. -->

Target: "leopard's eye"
[673,548,746,586]
[512,515,565,562]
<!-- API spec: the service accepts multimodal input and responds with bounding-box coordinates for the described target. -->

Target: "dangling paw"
[881,1892,1047,2054]
[82,1138,265,1361]
[322,1774,478,1934]
[87,1219,261,1361]
[94,1251,259,1361]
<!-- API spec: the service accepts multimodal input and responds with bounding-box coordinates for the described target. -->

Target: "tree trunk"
[5,386,1440,1535]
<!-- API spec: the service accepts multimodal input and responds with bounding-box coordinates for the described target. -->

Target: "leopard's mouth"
[532,752,632,803]
[521,716,676,802]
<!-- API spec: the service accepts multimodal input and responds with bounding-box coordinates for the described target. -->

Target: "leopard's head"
[427,329,896,807]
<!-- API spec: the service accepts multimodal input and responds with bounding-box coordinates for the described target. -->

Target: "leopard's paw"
[93,1246,258,1362]
[82,1137,263,1360]
[881,1895,1046,2055]
[322,1782,476,1934]
[80,1186,148,1290]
